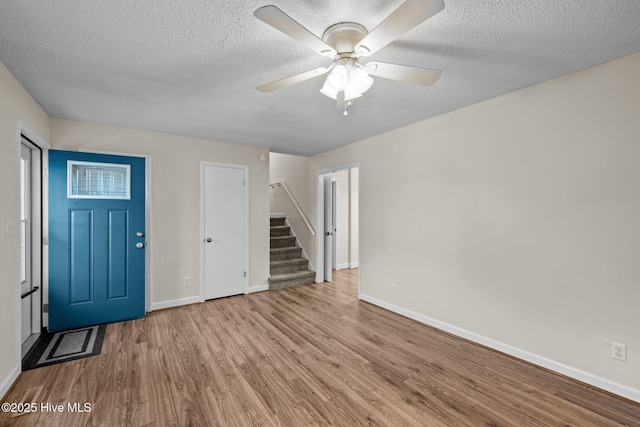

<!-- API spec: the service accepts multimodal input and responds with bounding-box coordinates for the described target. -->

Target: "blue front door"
[48,150,145,331]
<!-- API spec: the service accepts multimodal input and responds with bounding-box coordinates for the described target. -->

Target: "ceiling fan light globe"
[344,85,362,101]
[320,81,338,99]
[356,75,374,94]
[327,65,348,91]
[350,67,367,84]
[350,67,373,93]
[327,75,346,91]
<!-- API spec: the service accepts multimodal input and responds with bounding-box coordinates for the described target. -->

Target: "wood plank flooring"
[2,269,639,426]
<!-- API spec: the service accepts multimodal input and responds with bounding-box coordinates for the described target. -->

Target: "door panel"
[108,210,129,299]
[69,209,92,304]
[49,150,145,331]
[204,164,246,300]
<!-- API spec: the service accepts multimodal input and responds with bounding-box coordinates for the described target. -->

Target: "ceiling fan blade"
[355,0,444,56]
[366,61,442,86]
[257,67,329,92]
[254,5,337,57]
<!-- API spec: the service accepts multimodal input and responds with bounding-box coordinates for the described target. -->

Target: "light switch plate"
[5,220,17,236]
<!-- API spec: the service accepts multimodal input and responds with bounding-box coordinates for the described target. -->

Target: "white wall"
[270,153,313,216]
[310,53,640,399]
[0,61,51,397]
[51,119,270,305]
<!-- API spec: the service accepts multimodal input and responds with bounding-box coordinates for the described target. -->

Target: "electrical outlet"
[391,283,397,293]
[611,342,627,362]
[183,277,191,288]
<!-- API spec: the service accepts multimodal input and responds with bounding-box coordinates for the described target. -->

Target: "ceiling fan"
[254,0,445,115]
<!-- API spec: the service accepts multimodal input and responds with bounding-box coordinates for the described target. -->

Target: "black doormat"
[22,324,106,371]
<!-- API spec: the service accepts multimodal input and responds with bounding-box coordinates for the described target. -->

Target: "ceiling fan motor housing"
[322,22,368,55]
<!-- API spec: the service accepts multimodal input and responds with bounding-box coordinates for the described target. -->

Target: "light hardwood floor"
[2,269,639,426]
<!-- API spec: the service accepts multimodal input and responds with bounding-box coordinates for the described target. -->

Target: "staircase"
[269,216,315,290]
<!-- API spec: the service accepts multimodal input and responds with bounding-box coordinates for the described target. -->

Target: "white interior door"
[203,163,246,300]
[323,176,333,282]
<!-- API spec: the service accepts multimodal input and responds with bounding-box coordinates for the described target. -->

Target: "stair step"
[270,217,286,227]
[268,216,314,289]
[269,270,316,290]
[270,246,302,261]
[270,225,290,237]
[270,258,309,274]
[270,235,296,248]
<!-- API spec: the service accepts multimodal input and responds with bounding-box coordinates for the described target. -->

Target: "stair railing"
[270,182,316,236]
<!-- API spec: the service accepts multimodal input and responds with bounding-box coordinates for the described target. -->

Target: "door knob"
[136,242,144,249]
[206,238,212,243]
[136,231,144,237]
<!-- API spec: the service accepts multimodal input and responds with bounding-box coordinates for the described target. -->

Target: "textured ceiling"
[1,1,639,156]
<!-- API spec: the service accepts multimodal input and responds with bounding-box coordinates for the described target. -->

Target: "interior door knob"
[206,238,212,243]
[136,242,144,249]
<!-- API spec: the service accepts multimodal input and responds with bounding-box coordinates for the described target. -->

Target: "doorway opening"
[19,135,44,357]
[315,164,360,296]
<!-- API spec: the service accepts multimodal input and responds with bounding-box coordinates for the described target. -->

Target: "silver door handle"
[206,238,212,243]
[136,231,144,237]
[136,242,144,249]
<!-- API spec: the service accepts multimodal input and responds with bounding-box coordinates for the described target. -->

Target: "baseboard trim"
[151,296,201,311]
[360,294,640,403]
[0,363,21,400]
[337,262,359,270]
[249,283,269,293]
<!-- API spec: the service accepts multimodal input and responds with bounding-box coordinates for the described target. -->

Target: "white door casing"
[323,176,333,282]
[15,123,49,368]
[20,137,44,347]
[202,162,248,300]
[20,143,32,344]
[332,180,337,270]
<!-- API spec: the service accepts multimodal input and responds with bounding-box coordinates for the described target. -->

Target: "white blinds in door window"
[68,161,131,199]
